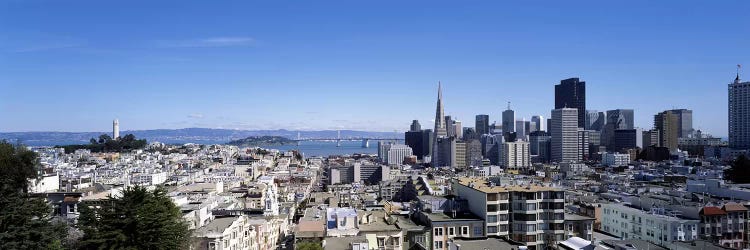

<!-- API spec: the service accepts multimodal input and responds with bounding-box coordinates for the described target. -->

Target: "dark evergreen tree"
[77,186,191,250]
[726,155,750,183]
[0,141,68,249]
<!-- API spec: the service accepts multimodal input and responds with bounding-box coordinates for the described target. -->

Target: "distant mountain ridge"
[0,128,401,146]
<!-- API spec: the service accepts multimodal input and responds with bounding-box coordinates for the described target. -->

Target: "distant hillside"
[226,136,295,147]
[0,128,400,146]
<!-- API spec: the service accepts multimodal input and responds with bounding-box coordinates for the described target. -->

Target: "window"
[415,235,426,244]
[434,240,443,249]
[208,242,217,250]
[488,226,498,233]
[499,225,508,232]
[500,214,510,221]
[448,227,455,236]
[377,237,385,247]
[393,237,401,247]
[461,226,469,235]
[488,193,498,201]
[474,226,483,236]
[487,205,498,212]
[434,227,444,236]
[488,215,498,223]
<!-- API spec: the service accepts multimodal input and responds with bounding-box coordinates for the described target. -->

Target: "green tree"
[77,186,191,250]
[726,155,750,183]
[0,141,68,249]
[297,241,324,250]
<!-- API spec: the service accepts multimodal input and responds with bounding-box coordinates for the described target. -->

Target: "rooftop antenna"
[507,101,511,110]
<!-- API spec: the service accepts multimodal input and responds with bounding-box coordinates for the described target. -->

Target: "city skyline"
[2,1,749,136]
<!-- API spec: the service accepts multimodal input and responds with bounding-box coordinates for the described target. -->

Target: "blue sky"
[1,1,748,136]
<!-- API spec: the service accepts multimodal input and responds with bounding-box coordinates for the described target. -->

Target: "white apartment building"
[499,141,530,172]
[451,177,566,250]
[193,215,257,250]
[386,144,413,165]
[602,152,630,167]
[601,203,698,245]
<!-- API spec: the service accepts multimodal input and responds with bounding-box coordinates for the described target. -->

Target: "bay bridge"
[292,131,403,148]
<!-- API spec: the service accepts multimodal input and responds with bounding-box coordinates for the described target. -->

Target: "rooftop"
[423,211,483,222]
[455,177,560,193]
[564,213,595,221]
[195,216,240,236]
[451,238,516,250]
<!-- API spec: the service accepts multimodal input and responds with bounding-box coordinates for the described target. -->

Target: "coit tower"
[113,119,120,139]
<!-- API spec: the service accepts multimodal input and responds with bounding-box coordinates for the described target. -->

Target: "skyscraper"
[405,122,426,159]
[606,109,634,130]
[729,72,750,149]
[555,78,586,128]
[445,115,455,138]
[433,82,448,165]
[654,110,679,152]
[454,120,463,139]
[551,108,579,163]
[531,115,544,132]
[602,109,634,149]
[410,120,421,132]
[515,119,526,140]
[585,110,605,131]
[502,102,515,134]
[475,114,490,135]
[669,109,693,138]
[113,119,120,139]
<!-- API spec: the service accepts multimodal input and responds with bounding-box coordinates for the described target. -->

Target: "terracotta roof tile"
[723,202,748,212]
[701,206,726,216]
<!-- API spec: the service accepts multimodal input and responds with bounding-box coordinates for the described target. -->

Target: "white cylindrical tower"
[113,119,120,139]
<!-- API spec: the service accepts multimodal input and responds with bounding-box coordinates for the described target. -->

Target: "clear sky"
[1,1,748,136]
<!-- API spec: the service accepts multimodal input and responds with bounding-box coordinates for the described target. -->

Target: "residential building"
[499,141,530,172]
[600,203,699,245]
[602,153,630,167]
[193,216,253,250]
[729,73,750,149]
[564,214,595,241]
[327,207,360,237]
[699,203,748,249]
[452,177,566,250]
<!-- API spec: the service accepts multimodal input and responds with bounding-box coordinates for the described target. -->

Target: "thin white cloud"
[187,113,204,119]
[157,37,255,48]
